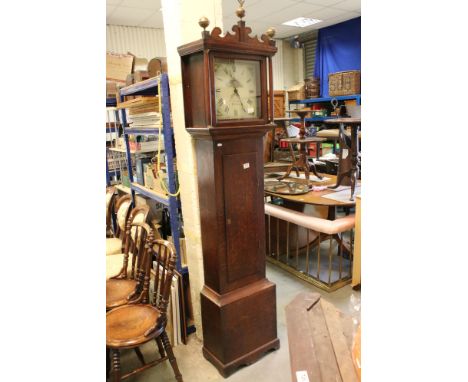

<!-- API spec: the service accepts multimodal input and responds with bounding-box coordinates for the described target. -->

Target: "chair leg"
[156,337,165,358]
[111,349,121,382]
[106,348,110,380]
[161,331,183,382]
[134,347,146,365]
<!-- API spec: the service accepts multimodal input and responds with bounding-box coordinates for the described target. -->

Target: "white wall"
[106,25,166,59]
[271,39,284,90]
[282,42,304,89]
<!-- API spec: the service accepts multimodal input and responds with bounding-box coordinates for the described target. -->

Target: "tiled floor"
[115,263,360,382]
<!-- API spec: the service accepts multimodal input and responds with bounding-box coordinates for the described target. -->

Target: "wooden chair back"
[114,194,132,239]
[106,187,117,236]
[120,215,150,280]
[150,239,177,328]
[124,205,150,251]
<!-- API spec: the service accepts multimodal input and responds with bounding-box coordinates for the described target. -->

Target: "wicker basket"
[287,83,305,101]
[328,70,360,96]
[304,77,320,98]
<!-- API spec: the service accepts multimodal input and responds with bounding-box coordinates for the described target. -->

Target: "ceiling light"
[282,17,322,28]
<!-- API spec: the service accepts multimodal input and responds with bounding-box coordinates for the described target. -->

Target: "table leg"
[270,126,275,162]
[349,125,359,201]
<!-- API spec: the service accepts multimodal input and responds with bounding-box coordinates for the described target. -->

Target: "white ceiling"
[106,0,360,38]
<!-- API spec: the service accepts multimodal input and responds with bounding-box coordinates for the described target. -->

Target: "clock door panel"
[222,151,260,285]
[182,52,208,128]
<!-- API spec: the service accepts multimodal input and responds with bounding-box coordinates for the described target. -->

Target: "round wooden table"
[265,173,356,207]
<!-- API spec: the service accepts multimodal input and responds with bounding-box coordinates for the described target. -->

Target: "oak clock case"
[178,10,279,378]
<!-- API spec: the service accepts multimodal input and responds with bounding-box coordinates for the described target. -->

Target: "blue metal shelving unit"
[106,103,122,186]
[289,94,361,106]
[288,94,361,127]
[118,74,186,275]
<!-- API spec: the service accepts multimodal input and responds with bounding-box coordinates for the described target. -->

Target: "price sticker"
[296,371,309,382]
[243,163,250,169]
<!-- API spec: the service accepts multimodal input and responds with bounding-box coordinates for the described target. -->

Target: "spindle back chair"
[106,221,153,310]
[106,239,183,382]
[106,187,117,237]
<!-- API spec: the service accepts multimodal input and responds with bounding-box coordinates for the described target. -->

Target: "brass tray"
[264,180,309,195]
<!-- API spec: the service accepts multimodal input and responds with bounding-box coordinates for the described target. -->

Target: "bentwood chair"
[107,195,133,256]
[106,187,117,237]
[106,221,153,311]
[106,204,150,275]
[106,239,183,382]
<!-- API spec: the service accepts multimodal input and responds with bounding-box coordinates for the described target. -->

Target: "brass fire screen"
[265,210,354,292]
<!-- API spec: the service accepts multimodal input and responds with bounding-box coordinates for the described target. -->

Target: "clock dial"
[214,58,261,120]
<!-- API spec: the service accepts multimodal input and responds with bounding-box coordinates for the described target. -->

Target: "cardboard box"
[106,53,134,83]
[106,81,119,99]
[124,71,151,101]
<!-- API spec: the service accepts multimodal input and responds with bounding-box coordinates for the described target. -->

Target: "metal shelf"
[120,77,160,96]
[106,98,117,107]
[124,127,162,135]
[130,182,169,206]
[108,147,160,154]
[290,116,339,123]
[115,184,131,194]
[289,94,361,105]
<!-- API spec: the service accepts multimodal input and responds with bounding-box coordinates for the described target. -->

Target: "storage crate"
[287,83,305,101]
[328,70,360,96]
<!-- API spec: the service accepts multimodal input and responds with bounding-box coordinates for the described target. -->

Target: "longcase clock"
[177,2,279,377]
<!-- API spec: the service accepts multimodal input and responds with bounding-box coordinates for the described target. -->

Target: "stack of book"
[118,97,161,130]
[127,112,161,129]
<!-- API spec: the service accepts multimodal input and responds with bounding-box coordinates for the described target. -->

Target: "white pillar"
[161,0,223,340]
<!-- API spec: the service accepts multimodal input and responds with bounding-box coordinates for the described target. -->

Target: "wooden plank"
[286,292,359,382]
[321,300,359,382]
[306,298,342,381]
[285,292,323,382]
[352,195,361,287]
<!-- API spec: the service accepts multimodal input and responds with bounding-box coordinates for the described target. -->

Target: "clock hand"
[233,88,248,113]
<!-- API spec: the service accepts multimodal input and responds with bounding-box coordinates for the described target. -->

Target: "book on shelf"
[127,111,162,129]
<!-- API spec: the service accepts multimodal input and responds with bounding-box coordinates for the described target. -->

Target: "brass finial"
[266,27,276,39]
[236,0,246,19]
[198,16,210,30]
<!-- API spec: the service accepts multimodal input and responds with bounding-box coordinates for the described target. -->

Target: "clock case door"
[209,52,268,127]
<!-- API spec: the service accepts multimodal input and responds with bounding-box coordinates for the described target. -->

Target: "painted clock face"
[213,58,261,120]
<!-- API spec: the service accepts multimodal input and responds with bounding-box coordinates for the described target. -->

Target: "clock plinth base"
[200,280,280,377]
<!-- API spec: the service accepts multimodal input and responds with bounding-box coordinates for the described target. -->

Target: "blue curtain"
[314,17,361,97]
